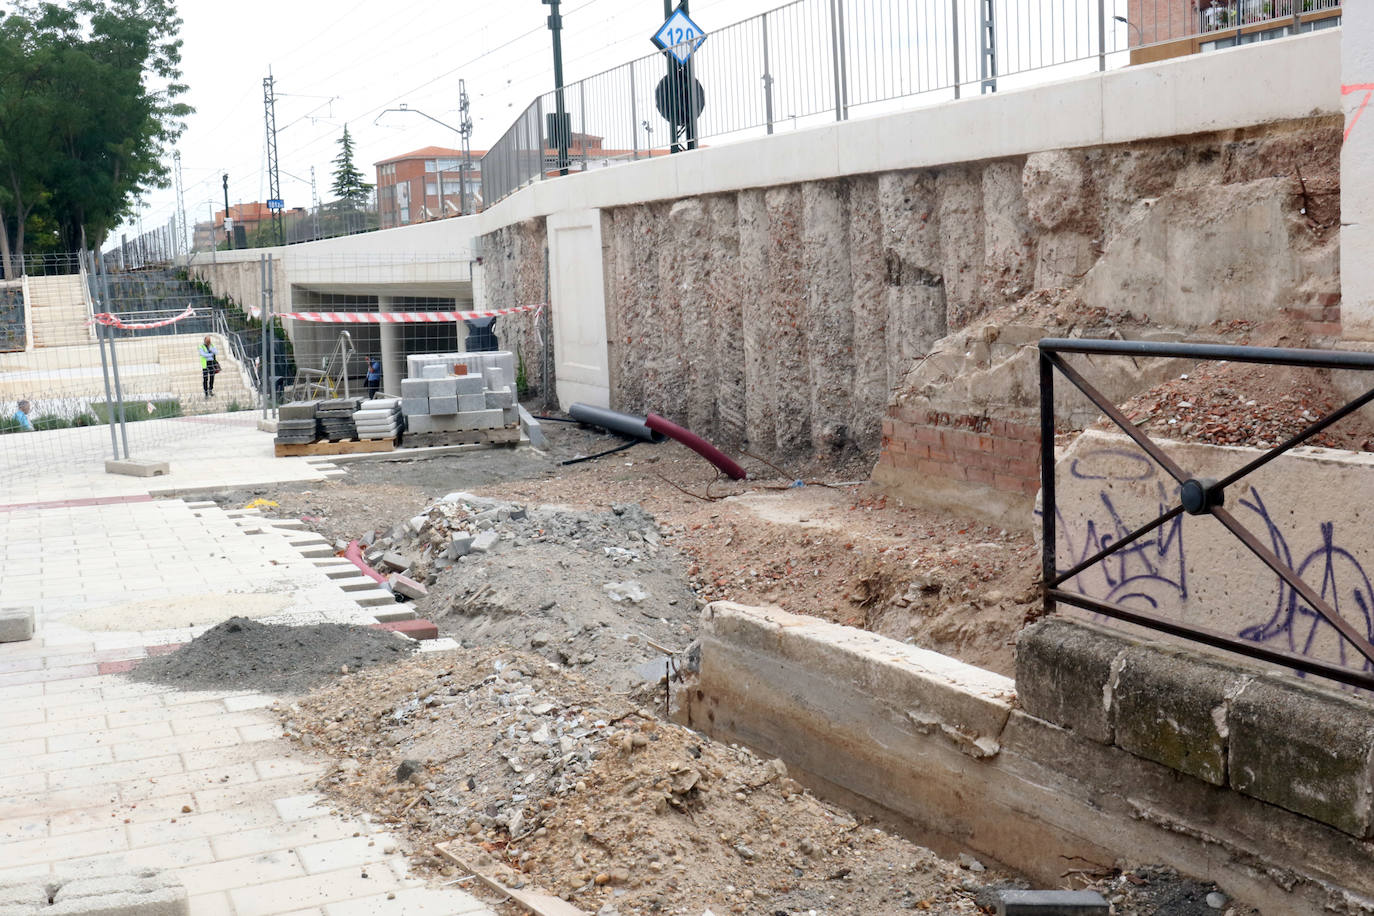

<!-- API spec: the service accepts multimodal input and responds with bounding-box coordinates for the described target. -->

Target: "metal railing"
[481,0,1341,207]
[1197,0,1340,34]
[1039,339,1374,692]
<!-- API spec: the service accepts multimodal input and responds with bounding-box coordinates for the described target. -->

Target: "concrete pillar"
[378,296,403,397]
[1342,5,1374,339]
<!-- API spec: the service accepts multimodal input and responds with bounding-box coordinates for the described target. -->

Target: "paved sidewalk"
[0,423,494,915]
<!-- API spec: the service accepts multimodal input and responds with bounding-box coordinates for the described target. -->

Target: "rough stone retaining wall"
[479,219,550,402]
[479,116,1339,470]
[682,601,1374,916]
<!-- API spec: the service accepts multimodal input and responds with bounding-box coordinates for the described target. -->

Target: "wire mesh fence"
[0,253,272,492]
[482,0,1343,206]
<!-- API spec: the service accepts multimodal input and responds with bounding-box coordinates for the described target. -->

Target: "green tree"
[0,0,190,277]
[330,126,372,209]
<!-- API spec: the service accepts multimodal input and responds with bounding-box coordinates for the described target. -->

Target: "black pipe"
[568,403,667,443]
[560,438,637,466]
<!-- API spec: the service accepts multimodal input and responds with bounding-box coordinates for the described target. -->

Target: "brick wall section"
[1282,293,1342,339]
[878,407,1041,497]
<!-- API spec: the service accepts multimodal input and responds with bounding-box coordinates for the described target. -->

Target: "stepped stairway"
[26,275,95,348]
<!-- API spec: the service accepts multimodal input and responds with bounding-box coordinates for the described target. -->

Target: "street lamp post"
[1114,14,1144,47]
[542,0,570,176]
[222,173,233,250]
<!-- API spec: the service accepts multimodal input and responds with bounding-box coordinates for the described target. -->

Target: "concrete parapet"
[686,602,1374,914]
[1017,617,1374,837]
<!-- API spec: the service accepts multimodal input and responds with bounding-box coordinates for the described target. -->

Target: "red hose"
[344,540,389,584]
[645,413,748,480]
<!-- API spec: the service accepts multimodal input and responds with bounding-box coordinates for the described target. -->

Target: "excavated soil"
[280,649,1004,915]
[130,616,416,695]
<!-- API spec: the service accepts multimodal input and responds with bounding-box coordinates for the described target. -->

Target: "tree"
[0,1,191,277]
[330,126,373,209]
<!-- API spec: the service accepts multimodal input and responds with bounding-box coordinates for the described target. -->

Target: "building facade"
[374,146,484,230]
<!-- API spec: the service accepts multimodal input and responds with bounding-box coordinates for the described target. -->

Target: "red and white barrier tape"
[89,305,197,330]
[274,304,545,323]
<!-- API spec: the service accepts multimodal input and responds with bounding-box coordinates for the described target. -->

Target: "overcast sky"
[106,0,782,242]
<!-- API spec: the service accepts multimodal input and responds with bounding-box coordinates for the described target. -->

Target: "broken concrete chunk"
[446,533,474,559]
[389,573,428,600]
[380,552,410,572]
[471,531,500,553]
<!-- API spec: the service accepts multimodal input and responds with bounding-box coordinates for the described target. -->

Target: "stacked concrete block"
[353,398,402,441]
[316,397,361,440]
[398,350,522,434]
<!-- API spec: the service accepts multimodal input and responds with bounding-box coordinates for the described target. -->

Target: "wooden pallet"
[400,427,521,449]
[274,437,397,457]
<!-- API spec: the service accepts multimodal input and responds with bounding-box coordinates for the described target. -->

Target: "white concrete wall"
[546,209,610,409]
[1342,5,1374,339]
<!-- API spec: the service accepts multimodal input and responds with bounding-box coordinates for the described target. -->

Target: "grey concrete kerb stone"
[0,870,187,915]
[104,458,169,478]
[0,605,34,642]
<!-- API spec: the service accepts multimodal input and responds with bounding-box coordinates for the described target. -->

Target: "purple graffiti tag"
[1238,490,1374,673]
[1056,479,1188,610]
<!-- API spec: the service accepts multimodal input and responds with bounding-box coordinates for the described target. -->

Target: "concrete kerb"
[686,602,1374,912]
[0,870,189,916]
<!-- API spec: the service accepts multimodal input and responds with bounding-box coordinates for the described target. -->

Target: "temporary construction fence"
[0,252,274,493]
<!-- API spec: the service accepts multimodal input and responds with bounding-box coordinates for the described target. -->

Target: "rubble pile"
[358,492,700,691]
[281,650,993,915]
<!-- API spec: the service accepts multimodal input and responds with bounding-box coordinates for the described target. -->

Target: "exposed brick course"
[878,406,1041,498]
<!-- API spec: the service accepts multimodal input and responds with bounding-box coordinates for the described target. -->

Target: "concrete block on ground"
[379,552,410,573]
[454,374,484,395]
[421,365,449,379]
[996,889,1109,915]
[105,458,169,478]
[458,393,486,412]
[371,607,418,623]
[457,408,504,430]
[485,367,505,390]
[428,395,458,415]
[503,406,519,427]
[388,573,428,600]
[373,619,439,640]
[399,378,429,398]
[427,378,457,398]
[4,869,192,916]
[1112,646,1247,786]
[471,530,500,553]
[0,606,34,644]
[486,387,516,409]
[1229,677,1374,837]
[279,400,318,420]
[1015,618,1125,745]
[401,397,428,417]
[405,414,435,434]
[519,406,546,448]
[447,533,474,558]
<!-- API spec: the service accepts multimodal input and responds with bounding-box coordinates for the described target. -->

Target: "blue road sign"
[267,198,284,211]
[652,8,706,65]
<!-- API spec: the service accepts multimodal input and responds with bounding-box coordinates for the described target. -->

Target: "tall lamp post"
[542,0,570,176]
[222,173,233,250]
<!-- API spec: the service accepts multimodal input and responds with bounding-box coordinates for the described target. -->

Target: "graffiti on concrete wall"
[1057,447,1374,669]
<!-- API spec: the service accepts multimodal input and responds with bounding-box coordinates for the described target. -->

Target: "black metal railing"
[1039,338,1374,691]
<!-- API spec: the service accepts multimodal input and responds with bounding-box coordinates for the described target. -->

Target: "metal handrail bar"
[1039,338,1374,688]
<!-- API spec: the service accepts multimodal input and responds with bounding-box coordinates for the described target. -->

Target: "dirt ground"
[215,421,1040,679]
[197,416,1273,913]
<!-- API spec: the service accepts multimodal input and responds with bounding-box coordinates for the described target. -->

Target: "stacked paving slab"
[274,400,320,446]
[353,397,403,440]
[400,351,519,434]
[274,398,368,446]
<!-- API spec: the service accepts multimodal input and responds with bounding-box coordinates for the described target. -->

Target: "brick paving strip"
[0,444,493,915]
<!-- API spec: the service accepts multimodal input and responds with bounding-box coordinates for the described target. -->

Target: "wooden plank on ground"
[435,841,588,916]
[273,437,397,457]
[400,427,521,449]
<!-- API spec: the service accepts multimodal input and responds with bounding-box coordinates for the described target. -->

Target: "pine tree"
[330,126,372,209]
